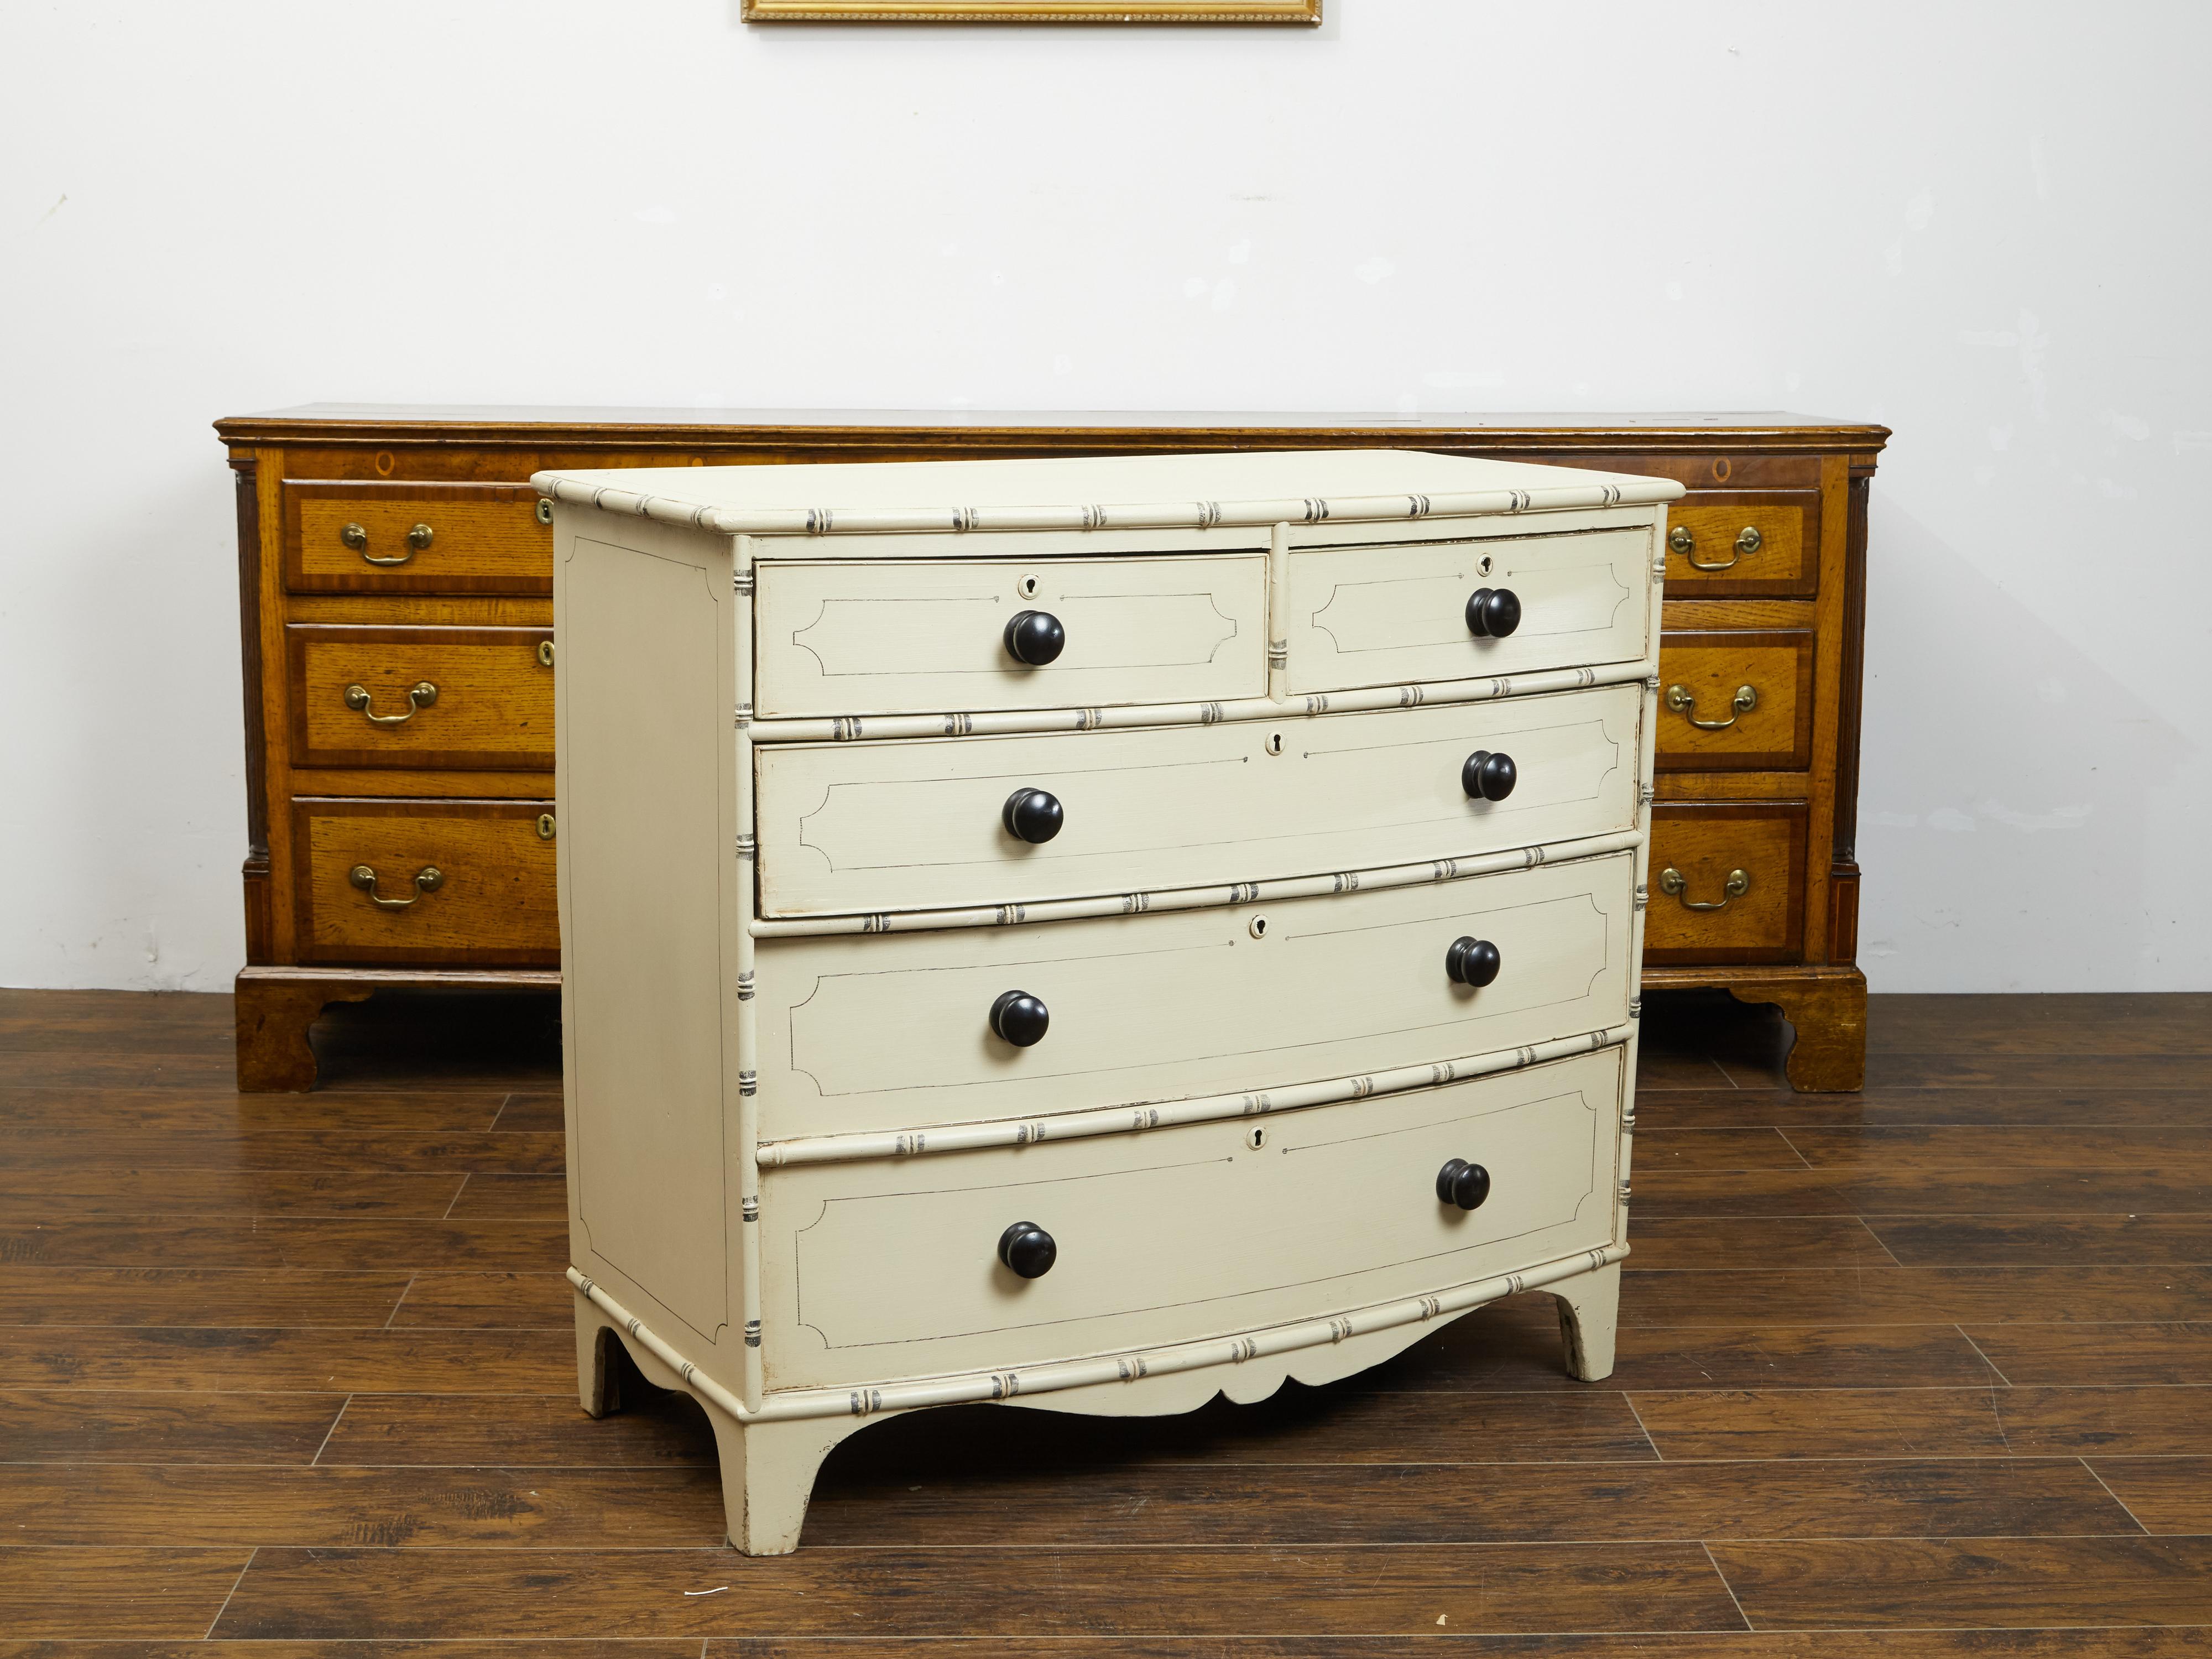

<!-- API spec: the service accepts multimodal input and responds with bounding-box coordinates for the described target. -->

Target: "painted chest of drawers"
[217,407,1885,1094]
[538,448,1675,1551]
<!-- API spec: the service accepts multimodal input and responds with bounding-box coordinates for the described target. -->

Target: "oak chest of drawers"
[217,407,1886,1092]
[540,448,1672,1550]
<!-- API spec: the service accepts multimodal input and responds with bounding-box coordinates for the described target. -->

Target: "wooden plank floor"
[2,986,2210,1653]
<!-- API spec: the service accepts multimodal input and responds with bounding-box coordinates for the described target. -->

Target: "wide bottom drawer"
[759,1044,1624,1389]
[756,848,1636,1141]
[293,797,560,966]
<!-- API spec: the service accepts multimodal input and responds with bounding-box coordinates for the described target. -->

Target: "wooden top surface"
[215,403,1891,455]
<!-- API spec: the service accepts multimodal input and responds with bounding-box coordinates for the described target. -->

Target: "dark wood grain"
[1621,1266,2212,1327]
[1632,1385,2212,1461]
[0,1546,252,1639]
[1361,1295,2002,1391]
[11,984,2212,1644]
[0,1327,572,1391]
[1960,1323,2212,1387]
[1633,1087,2212,1129]
[0,1269,413,1328]
[1710,1536,2212,1630]
[2090,1458,2212,1534]
[0,1215,566,1270]
[0,1390,345,1464]
[1863,1215,2212,1266]
[210,1545,1749,1639]
[1613,1215,1899,1270]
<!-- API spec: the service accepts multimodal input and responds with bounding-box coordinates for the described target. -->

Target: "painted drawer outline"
[756,685,1640,918]
[754,554,1269,719]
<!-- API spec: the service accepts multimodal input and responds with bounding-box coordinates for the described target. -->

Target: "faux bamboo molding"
[758,1025,1636,1167]
[746,828,1646,938]
[571,1239,1631,1426]
[743,660,1650,745]
[530,471,1678,540]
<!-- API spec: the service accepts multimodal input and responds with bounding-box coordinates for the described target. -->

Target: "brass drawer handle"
[1666,682,1757,730]
[349,864,445,910]
[1668,523,1764,571]
[341,521,434,566]
[1658,866,1749,912]
[344,681,439,726]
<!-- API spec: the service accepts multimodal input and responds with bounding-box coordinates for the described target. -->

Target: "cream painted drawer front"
[1285,527,1655,693]
[753,555,1267,719]
[760,1045,1623,1388]
[756,851,1634,1142]
[755,685,1642,918]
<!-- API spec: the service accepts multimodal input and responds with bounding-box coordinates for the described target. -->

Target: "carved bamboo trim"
[747,660,1647,745]
[570,1239,1629,1426]
[533,472,1681,540]
[732,532,764,1411]
[760,1024,1634,1168]
[749,827,1643,938]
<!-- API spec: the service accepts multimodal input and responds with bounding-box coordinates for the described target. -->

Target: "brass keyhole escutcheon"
[1246,1125,1268,1151]
[349,864,445,910]
[536,813,556,841]
[345,681,439,726]
[537,639,555,668]
[535,498,554,525]
[1666,682,1758,731]
[1658,866,1750,912]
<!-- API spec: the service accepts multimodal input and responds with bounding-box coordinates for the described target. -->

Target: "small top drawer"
[1283,525,1655,694]
[753,554,1267,719]
[285,483,551,594]
[1660,492,1819,598]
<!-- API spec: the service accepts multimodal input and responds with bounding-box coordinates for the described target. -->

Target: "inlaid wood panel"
[753,554,1267,718]
[755,851,1635,1140]
[1659,491,1820,598]
[1282,525,1655,692]
[1653,628,1815,771]
[284,482,550,595]
[285,624,553,770]
[755,684,1642,917]
[1644,802,1808,965]
[291,799,557,966]
[758,1047,1622,1389]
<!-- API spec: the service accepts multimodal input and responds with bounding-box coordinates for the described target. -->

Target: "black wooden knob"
[1462,749,1517,801]
[1003,610,1065,665]
[989,990,1050,1047]
[1446,936,1501,987]
[998,1220,1057,1279]
[1465,587,1522,638]
[1437,1159,1491,1211]
[1001,788,1063,844]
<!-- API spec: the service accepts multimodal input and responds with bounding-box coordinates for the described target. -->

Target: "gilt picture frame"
[742,0,1319,22]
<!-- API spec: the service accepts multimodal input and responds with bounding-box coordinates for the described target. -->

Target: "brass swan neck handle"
[341,521,434,566]
[1666,683,1757,730]
[349,865,444,910]
[1668,523,1763,571]
[1658,867,1749,912]
[345,681,439,726]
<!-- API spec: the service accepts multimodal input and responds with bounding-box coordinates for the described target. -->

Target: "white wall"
[3,1,2206,993]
